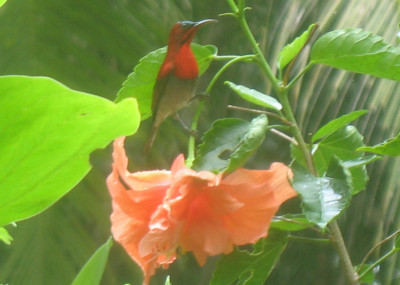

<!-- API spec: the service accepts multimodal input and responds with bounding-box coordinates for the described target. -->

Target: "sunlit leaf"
[225,81,282,110]
[311,28,400,81]
[116,44,217,120]
[71,238,113,285]
[292,158,352,229]
[0,0,7,8]
[270,214,314,232]
[164,276,172,285]
[312,110,368,142]
[193,115,268,172]
[278,23,316,70]
[0,227,13,245]
[210,230,288,285]
[0,76,140,226]
[358,132,400,156]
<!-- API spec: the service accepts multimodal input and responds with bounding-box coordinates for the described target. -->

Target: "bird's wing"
[151,73,172,122]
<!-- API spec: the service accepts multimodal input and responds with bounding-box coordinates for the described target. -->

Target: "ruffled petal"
[107,137,173,284]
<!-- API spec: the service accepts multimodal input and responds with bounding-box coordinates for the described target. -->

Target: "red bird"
[144,19,215,152]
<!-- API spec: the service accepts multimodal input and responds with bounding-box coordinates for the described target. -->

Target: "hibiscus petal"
[221,163,297,245]
[107,137,173,284]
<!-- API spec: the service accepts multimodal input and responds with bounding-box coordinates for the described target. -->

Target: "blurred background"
[1,0,400,284]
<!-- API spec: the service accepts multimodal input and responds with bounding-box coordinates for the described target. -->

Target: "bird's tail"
[144,124,159,154]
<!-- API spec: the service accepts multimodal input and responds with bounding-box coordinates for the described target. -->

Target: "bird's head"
[168,19,216,47]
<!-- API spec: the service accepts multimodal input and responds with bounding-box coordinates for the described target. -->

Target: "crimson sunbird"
[144,19,216,152]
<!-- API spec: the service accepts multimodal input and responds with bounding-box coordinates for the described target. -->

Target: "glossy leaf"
[210,230,288,285]
[311,28,400,81]
[0,0,6,8]
[0,76,140,227]
[312,110,368,142]
[225,81,282,110]
[116,44,217,120]
[270,214,315,232]
[313,126,368,194]
[193,115,268,172]
[358,132,400,156]
[292,159,352,229]
[278,23,316,70]
[71,238,113,285]
[0,227,13,245]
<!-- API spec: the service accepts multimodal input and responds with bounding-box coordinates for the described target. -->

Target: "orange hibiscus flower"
[107,137,297,285]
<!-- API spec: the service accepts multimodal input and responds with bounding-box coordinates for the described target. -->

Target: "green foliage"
[116,44,217,120]
[210,231,288,285]
[164,276,172,285]
[72,238,113,285]
[293,126,373,194]
[0,76,140,227]
[0,0,6,8]
[270,214,315,232]
[0,227,13,245]
[311,28,400,81]
[358,132,400,156]
[356,264,375,284]
[278,23,316,70]
[312,110,368,142]
[292,158,352,229]
[193,115,268,172]
[225,81,282,110]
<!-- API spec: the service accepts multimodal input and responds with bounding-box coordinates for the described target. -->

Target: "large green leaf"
[210,230,288,285]
[278,23,316,70]
[72,238,113,285]
[0,76,140,226]
[116,44,217,120]
[310,28,400,81]
[358,132,400,156]
[193,115,268,172]
[293,158,353,229]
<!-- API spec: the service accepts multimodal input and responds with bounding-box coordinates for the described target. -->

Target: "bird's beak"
[193,19,218,27]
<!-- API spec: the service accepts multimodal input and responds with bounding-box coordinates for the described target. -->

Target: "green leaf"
[278,23,316,70]
[164,276,172,285]
[395,234,400,250]
[210,230,288,285]
[193,115,268,172]
[0,0,7,8]
[355,264,375,284]
[0,227,13,245]
[312,110,368,142]
[71,238,113,285]
[270,214,315,232]
[313,126,368,194]
[225,81,282,111]
[0,76,140,227]
[310,28,400,81]
[292,158,353,229]
[358,132,400,156]
[116,44,217,120]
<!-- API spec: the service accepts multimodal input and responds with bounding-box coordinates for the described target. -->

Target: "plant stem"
[358,229,400,277]
[227,2,360,283]
[357,248,396,281]
[330,221,360,284]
